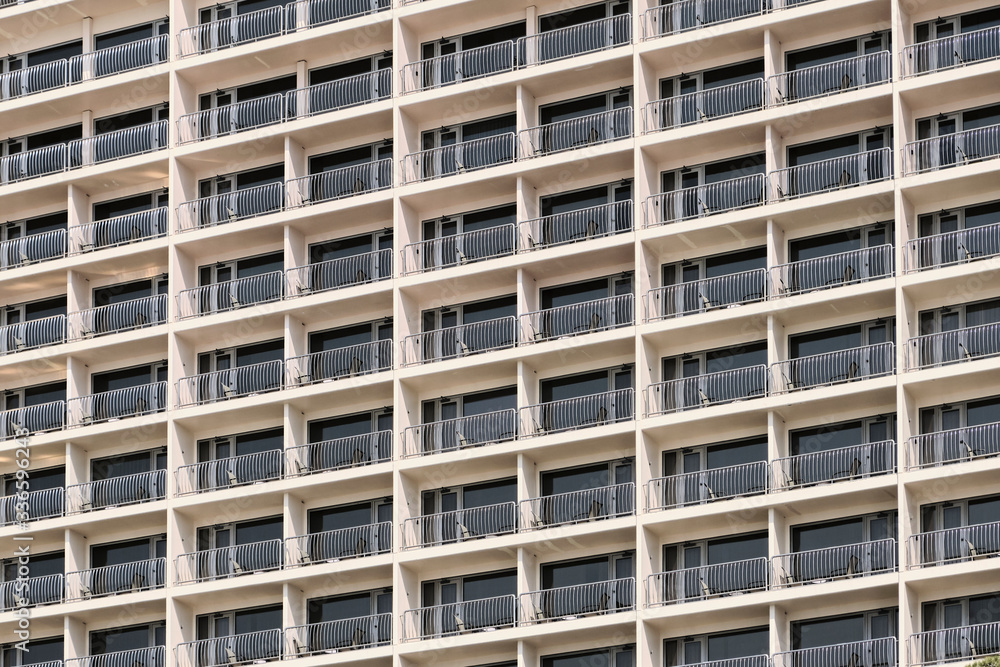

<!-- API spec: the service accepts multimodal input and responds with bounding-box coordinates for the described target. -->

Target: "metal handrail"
[177,182,284,231]
[284,249,391,296]
[0,400,65,441]
[285,0,390,33]
[0,229,67,269]
[67,294,167,340]
[773,638,897,667]
[178,5,285,57]
[646,461,768,510]
[519,577,635,624]
[402,224,515,273]
[644,79,766,132]
[0,314,65,355]
[905,222,1000,273]
[65,647,164,667]
[519,388,634,436]
[518,107,632,158]
[401,317,516,365]
[178,94,286,144]
[284,522,391,566]
[770,343,895,393]
[285,158,392,207]
[770,245,894,297]
[518,201,632,251]
[402,41,516,92]
[908,520,1000,568]
[519,294,634,343]
[285,340,391,386]
[645,268,767,321]
[0,60,71,100]
[401,133,515,183]
[68,120,168,166]
[0,573,64,610]
[644,174,766,226]
[401,409,516,457]
[285,431,391,476]
[176,539,282,583]
[520,483,635,529]
[902,25,1000,78]
[402,501,517,547]
[66,469,166,513]
[177,271,284,318]
[176,630,282,667]
[0,144,68,184]
[69,35,170,80]
[645,366,769,416]
[903,123,1000,175]
[908,620,1000,666]
[641,0,762,39]
[769,52,891,105]
[402,594,517,640]
[772,539,897,587]
[907,421,1000,470]
[70,207,167,253]
[518,15,631,66]
[287,69,391,117]
[772,441,896,490]
[177,359,284,406]
[770,148,893,200]
[66,558,166,599]
[907,322,1000,370]
[0,487,65,525]
[67,381,167,426]
[645,559,768,605]
[285,614,391,655]
[176,449,284,495]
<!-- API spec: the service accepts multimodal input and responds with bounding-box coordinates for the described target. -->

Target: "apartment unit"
[0,1,999,667]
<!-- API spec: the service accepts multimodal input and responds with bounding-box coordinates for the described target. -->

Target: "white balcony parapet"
[177,360,284,406]
[645,559,769,606]
[520,483,635,530]
[519,388,634,437]
[67,382,167,426]
[645,366,768,416]
[518,578,635,624]
[769,52,891,105]
[0,229,67,270]
[519,294,634,343]
[66,470,166,514]
[65,558,166,599]
[907,422,1000,470]
[176,630,282,667]
[65,648,164,667]
[644,174,766,227]
[285,340,391,386]
[518,107,632,158]
[0,487,64,525]
[287,69,390,117]
[285,614,391,655]
[285,249,391,297]
[908,621,1000,666]
[518,15,631,66]
[285,432,391,476]
[284,522,391,566]
[402,41,516,93]
[402,594,517,640]
[402,224,516,274]
[770,343,894,394]
[644,79,766,132]
[772,441,896,490]
[772,539,896,587]
[645,462,768,510]
[402,501,517,548]
[0,573,63,610]
[402,409,516,458]
[773,639,897,667]
[286,158,392,207]
[176,539,282,583]
[178,94,285,144]
[0,400,65,441]
[770,148,893,200]
[70,208,168,253]
[176,449,284,495]
[401,317,516,365]
[908,521,1000,568]
[902,25,1000,78]
[645,269,767,321]
[907,322,1000,370]
[518,201,632,251]
[770,245,894,297]
[67,295,167,340]
[401,134,515,183]
[177,182,284,231]
[0,314,65,355]
[903,123,1000,175]
[905,222,1000,272]
[177,272,284,318]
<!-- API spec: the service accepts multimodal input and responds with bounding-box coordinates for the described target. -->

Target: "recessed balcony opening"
[291,587,392,654]
[650,533,768,605]
[648,342,768,415]
[522,551,635,623]
[646,59,765,133]
[0,294,66,355]
[906,102,1000,175]
[642,0,761,40]
[778,609,898,667]
[179,164,285,232]
[648,246,767,320]
[522,272,634,343]
[78,621,166,667]
[404,295,517,365]
[403,21,526,93]
[404,113,516,183]
[67,446,167,513]
[911,592,1000,666]
[67,534,166,600]
[0,380,66,440]
[290,318,392,386]
[771,32,891,106]
[290,408,393,476]
[177,338,284,406]
[774,128,893,200]
[288,497,392,566]
[294,51,392,117]
[180,74,296,143]
[905,6,1000,77]
[646,153,766,227]
[70,361,167,426]
[77,104,169,166]
[404,386,517,457]
[524,458,635,530]
[0,549,63,610]
[665,629,769,667]
[0,122,81,184]
[908,200,1000,272]
[403,203,516,274]
[911,492,1000,567]
[775,512,897,587]
[405,568,517,639]
[523,364,635,436]
[70,276,168,340]
[544,646,635,667]
[176,426,284,494]
[78,190,169,253]
[521,88,633,159]
[649,435,767,509]
[289,140,392,208]
[179,250,284,318]
[1,37,82,99]
[773,318,894,394]
[910,297,1000,369]
[772,222,893,297]
[180,604,283,667]
[910,394,1000,469]
[287,228,392,297]
[1,635,63,667]
[178,514,283,583]
[0,210,68,270]
[775,414,895,489]
[405,476,517,547]
[522,180,633,251]
[527,1,631,66]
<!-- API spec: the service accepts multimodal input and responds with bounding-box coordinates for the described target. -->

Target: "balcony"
[641,0,762,39]
[286,159,392,208]
[285,341,390,386]
[285,249,392,297]
[907,422,1000,469]
[0,229,67,270]
[0,573,63,610]
[402,42,516,93]
[176,540,282,583]
[284,522,391,565]
[518,108,632,159]
[286,431,391,475]
[70,207,168,253]
[519,388,634,436]
[179,96,286,144]
[65,558,166,599]
[908,521,1000,568]
[0,35,169,102]
[644,80,766,133]
[1,145,67,184]
[519,294,634,343]
[64,647,165,667]
[177,182,284,231]
[902,26,1000,78]
[646,462,768,510]
[773,639,897,667]
[286,613,391,655]
[66,470,167,513]
[770,246,894,297]
[645,558,768,605]
[905,222,1000,272]
[0,314,65,355]
[645,366,769,416]
[769,52,890,105]
[401,318,517,365]
[402,501,517,548]
[520,483,635,529]
[772,441,895,490]
[67,295,167,340]
[0,400,65,440]
[401,134,515,184]
[401,409,517,457]
[645,269,767,321]
[176,631,282,667]
[907,323,1000,370]
[903,124,1000,175]
[401,225,516,274]
[287,69,391,117]
[770,149,893,200]
[772,539,896,587]
[519,578,635,624]
[67,382,167,426]
[770,343,895,393]
[175,449,284,495]
[644,174,766,227]
[520,15,631,67]
[403,594,516,640]
[177,273,284,318]
[909,621,1000,666]
[518,201,632,251]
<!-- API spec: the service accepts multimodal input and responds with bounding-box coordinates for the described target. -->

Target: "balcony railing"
[904,123,1000,175]
[402,317,517,365]
[403,594,516,640]
[285,249,391,297]
[286,158,392,207]
[177,272,284,318]
[66,558,166,599]
[286,0,390,33]
[769,52,890,105]
[771,148,893,200]
[286,431,391,475]
[176,539,282,583]
[641,0,762,39]
[401,225,516,273]
[0,573,63,610]
[66,470,167,513]
[518,107,632,158]
[645,269,767,321]
[645,366,768,416]
[402,501,517,548]
[772,539,896,587]
[646,462,768,510]
[771,343,894,393]
[0,400,65,441]
[0,487,64,525]
[401,409,517,457]
[67,295,167,340]
[0,229,67,269]
[644,174,766,226]
[519,578,635,624]
[176,450,284,495]
[646,558,768,605]
[401,133,515,183]
[176,630,282,667]
[0,314,65,355]
[67,382,167,426]
[402,41,516,92]
[178,5,285,56]
[519,294,634,342]
[0,144,68,184]
[908,521,1000,568]
[902,25,1000,78]
[909,621,1000,666]
[907,422,1000,470]
[770,245,893,297]
[773,441,895,490]
[908,322,1000,370]
[0,60,72,100]
[177,182,284,231]
[519,15,631,66]
[773,639,897,667]
[519,388,634,436]
[644,79,766,132]
[518,201,632,251]
[178,95,286,144]
[65,647,165,667]
[520,483,635,529]
[68,121,168,166]
[284,522,391,566]
[285,341,391,386]
[287,69,391,117]
[178,360,284,406]
[285,614,391,655]
[70,207,168,253]
[905,222,1000,272]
